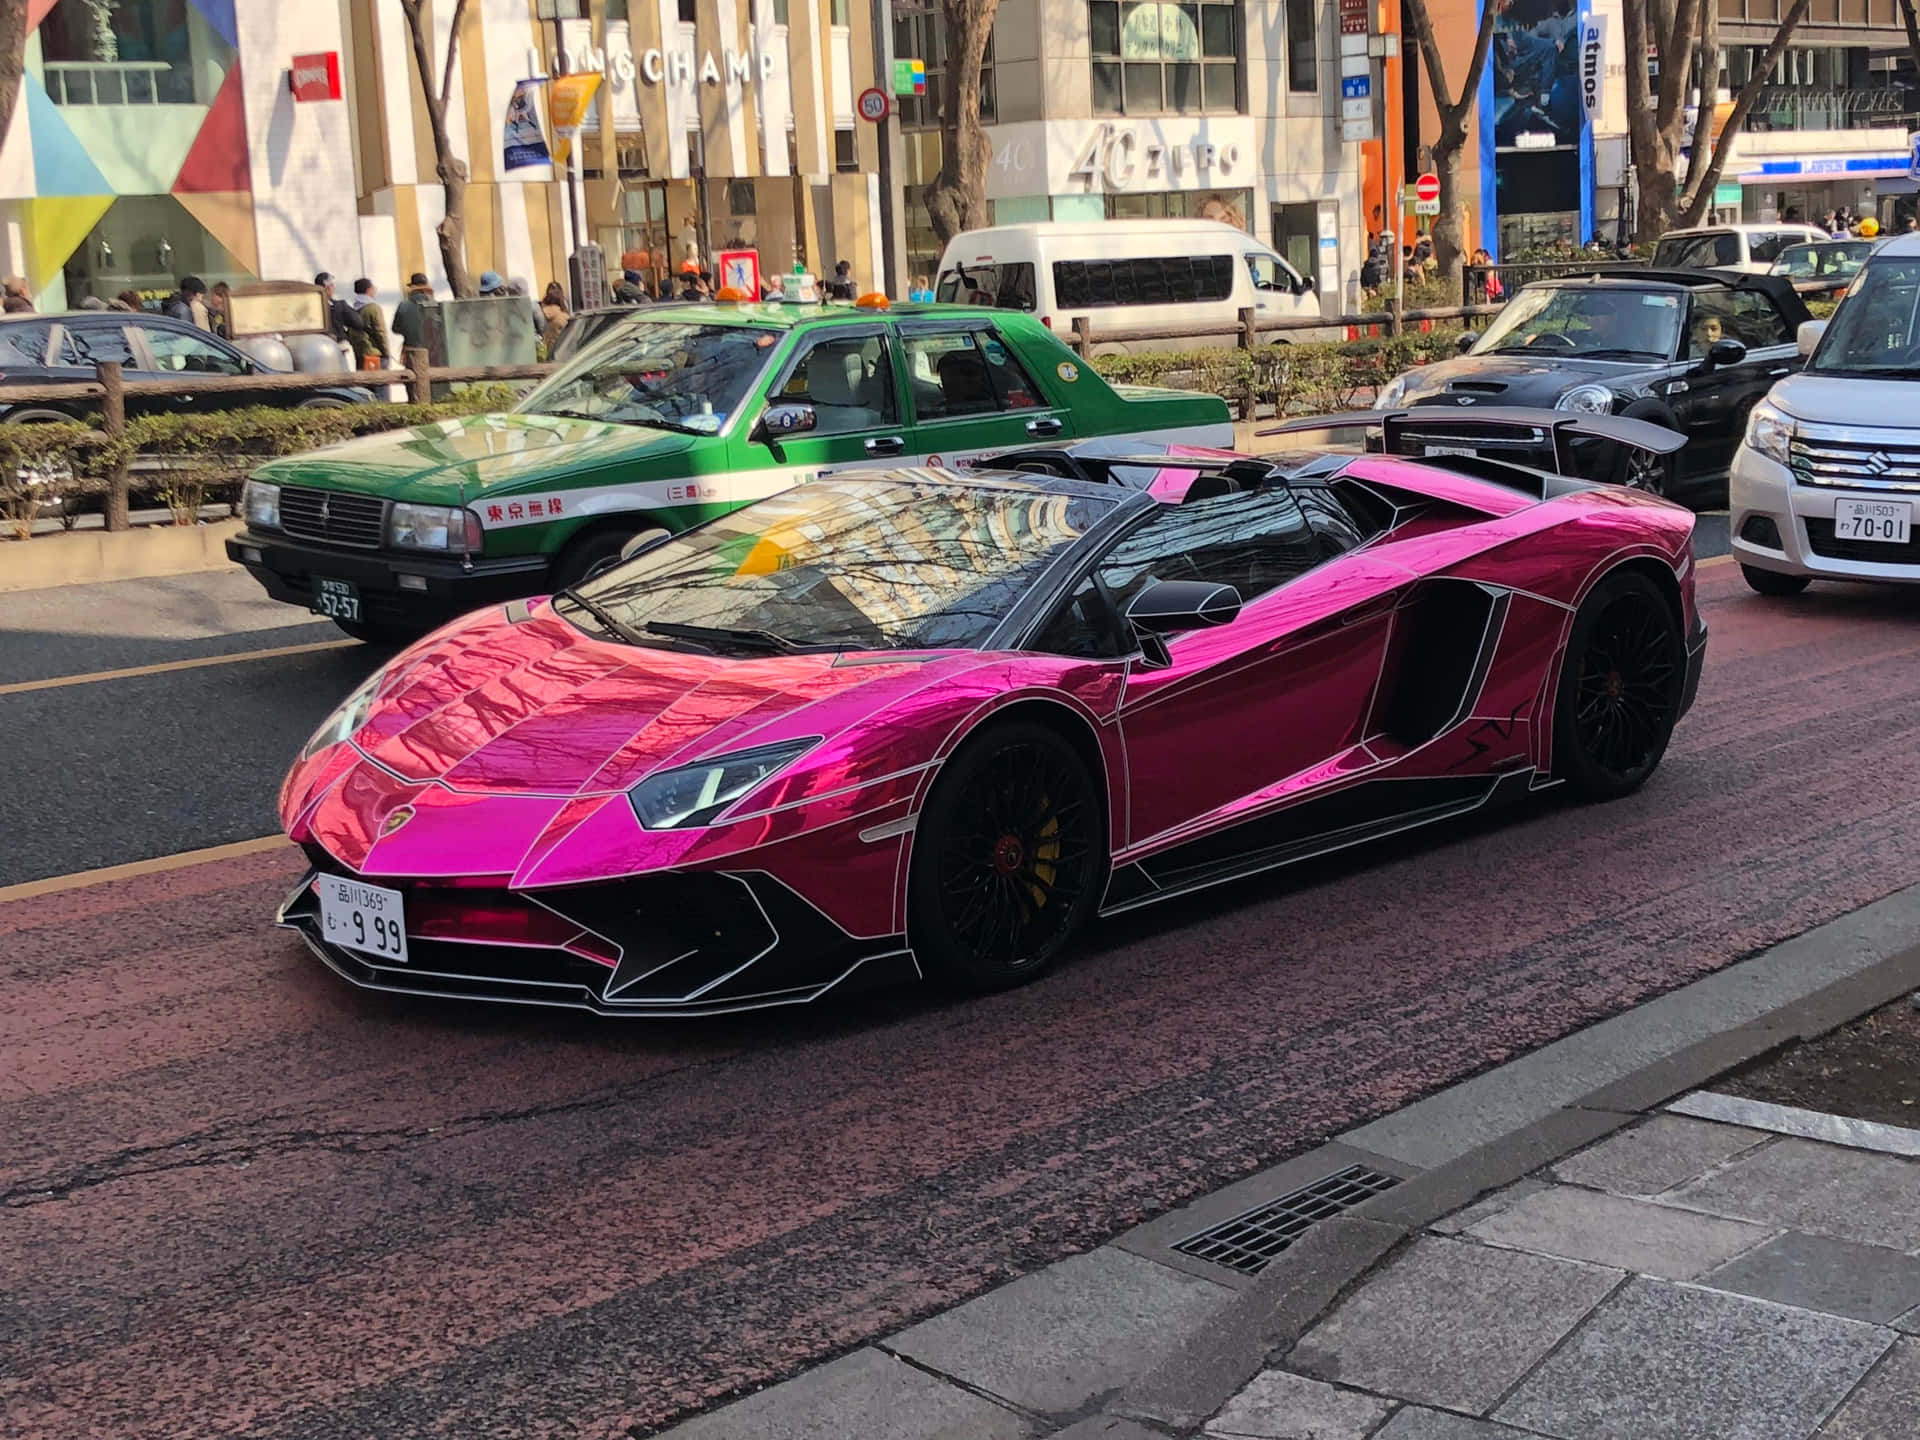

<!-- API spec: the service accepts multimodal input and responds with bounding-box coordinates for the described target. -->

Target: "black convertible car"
[1374,270,1811,499]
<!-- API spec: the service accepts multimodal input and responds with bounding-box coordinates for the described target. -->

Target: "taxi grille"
[1804,517,1920,565]
[1788,430,1920,493]
[278,487,387,548]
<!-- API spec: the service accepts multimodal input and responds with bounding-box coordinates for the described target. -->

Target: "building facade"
[894,0,1365,308]
[0,0,889,311]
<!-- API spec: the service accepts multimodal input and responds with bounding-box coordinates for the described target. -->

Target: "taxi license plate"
[1833,499,1911,545]
[317,876,408,963]
[312,577,361,621]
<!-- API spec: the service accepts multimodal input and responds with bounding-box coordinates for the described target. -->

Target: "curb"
[0,519,241,593]
[650,889,1920,1440]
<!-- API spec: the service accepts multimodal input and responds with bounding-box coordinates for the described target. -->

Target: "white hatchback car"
[1731,232,1920,594]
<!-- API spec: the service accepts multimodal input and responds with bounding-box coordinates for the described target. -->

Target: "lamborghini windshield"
[517,320,781,433]
[1472,285,1683,361]
[559,478,1115,652]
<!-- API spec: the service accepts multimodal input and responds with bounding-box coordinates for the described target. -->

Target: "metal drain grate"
[1171,1165,1401,1276]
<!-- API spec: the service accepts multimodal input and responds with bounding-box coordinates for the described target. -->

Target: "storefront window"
[1105,189,1251,229]
[37,0,234,106]
[1092,1,1241,115]
[894,3,996,131]
[63,195,249,307]
[1285,0,1317,93]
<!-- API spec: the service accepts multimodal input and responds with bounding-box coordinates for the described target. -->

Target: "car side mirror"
[1126,579,1241,636]
[1797,319,1827,357]
[1706,337,1748,368]
[1456,330,1478,354]
[1293,275,1314,295]
[755,402,817,444]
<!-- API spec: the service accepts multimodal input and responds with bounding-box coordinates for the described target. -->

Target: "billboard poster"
[503,80,551,170]
[1491,0,1582,151]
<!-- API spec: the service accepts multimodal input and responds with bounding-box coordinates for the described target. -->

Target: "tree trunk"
[1624,0,1704,241]
[400,0,476,297]
[922,0,1000,248]
[1677,0,1811,226]
[1681,0,1718,197]
[1403,0,1498,283]
[0,0,29,148]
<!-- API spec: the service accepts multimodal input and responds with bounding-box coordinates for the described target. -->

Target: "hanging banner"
[503,79,551,170]
[1578,13,1607,124]
[548,71,604,165]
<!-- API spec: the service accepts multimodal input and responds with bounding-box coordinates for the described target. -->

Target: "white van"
[932,220,1322,354]
[1651,224,1827,274]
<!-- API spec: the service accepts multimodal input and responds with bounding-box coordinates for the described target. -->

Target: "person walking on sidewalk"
[2,276,32,313]
[390,273,434,356]
[539,281,569,353]
[164,275,210,330]
[346,277,389,370]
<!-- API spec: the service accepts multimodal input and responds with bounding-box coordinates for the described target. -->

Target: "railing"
[6,348,552,531]
[42,60,179,106]
[1059,302,1505,357]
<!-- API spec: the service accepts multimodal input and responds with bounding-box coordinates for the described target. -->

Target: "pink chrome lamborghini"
[278,411,1705,1015]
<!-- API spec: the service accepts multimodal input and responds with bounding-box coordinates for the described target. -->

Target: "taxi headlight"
[1746,399,1794,467]
[389,502,483,553]
[627,738,819,830]
[243,479,280,529]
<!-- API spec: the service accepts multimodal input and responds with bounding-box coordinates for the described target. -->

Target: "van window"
[935,262,1037,310]
[1654,232,1739,269]
[1745,231,1790,264]
[1052,255,1236,309]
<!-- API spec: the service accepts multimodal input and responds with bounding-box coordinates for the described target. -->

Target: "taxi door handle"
[1026,416,1064,437]
[865,436,905,457]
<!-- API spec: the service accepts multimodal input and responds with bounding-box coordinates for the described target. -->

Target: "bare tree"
[1403,0,1500,286]
[1674,0,1811,226]
[398,0,475,297]
[0,0,27,151]
[921,0,998,247]
[1622,0,1706,239]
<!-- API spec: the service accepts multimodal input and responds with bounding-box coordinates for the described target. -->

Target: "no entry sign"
[1414,172,1440,216]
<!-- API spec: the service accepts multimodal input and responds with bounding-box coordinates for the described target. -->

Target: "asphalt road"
[9,545,1920,1440]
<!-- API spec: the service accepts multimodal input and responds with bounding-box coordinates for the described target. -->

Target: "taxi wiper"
[554,586,647,646]
[644,620,809,653]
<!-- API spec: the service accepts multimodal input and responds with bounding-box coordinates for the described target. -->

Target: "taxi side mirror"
[756,403,817,441]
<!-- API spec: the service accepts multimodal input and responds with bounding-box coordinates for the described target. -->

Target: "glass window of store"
[1285,0,1317,92]
[1091,1,1241,115]
[894,2,996,130]
[36,0,234,105]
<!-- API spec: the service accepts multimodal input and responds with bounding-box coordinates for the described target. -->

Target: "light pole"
[537,0,590,305]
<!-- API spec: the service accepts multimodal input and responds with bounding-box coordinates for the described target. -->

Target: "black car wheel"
[1553,570,1685,800]
[1614,442,1676,496]
[909,721,1105,991]
[1741,564,1811,597]
[551,526,660,588]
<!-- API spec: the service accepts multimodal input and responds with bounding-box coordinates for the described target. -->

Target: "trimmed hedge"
[1091,329,1468,417]
[1,384,525,536]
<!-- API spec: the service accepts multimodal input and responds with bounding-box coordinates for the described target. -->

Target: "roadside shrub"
[1090,328,1464,417]
[0,424,130,538]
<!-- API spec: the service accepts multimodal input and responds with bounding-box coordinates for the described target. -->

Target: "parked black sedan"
[1374,270,1811,498]
[0,311,371,423]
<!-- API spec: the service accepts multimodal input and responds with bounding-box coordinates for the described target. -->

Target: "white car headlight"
[1556,384,1613,415]
[301,672,383,759]
[389,502,482,553]
[1746,399,1794,467]
[627,738,819,830]
[1373,374,1409,410]
[243,479,280,529]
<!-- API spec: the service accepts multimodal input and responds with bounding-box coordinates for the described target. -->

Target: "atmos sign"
[1579,15,1607,120]
[1067,125,1243,190]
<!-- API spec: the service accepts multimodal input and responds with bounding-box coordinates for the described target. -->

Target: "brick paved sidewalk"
[1204,1113,1920,1440]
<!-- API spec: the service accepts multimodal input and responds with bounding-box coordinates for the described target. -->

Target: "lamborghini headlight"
[1373,373,1410,410]
[627,738,819,830]
[1746,399,1794,468]
[1556,383,1613,415]
[301,672,383,759]
[243,478,280,529]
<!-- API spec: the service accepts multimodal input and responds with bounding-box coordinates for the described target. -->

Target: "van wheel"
[1088,343,1131,360]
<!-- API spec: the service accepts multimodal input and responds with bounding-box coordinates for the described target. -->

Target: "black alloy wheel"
[1553,570,1685,800]
[1615,443,1675,496]
[909,721,1104,991]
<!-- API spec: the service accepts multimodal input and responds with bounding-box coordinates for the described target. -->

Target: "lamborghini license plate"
[1833,498,1911,545]
[317,876,408,963]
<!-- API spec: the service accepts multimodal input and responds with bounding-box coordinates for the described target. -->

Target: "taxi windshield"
[1472,286,1682,361]
[560,478,1114,653]
[517,320,781,434]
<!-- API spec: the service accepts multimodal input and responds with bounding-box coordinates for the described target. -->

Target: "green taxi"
[226,302,1232,640]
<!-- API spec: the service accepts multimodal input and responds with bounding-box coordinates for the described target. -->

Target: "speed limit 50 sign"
[857,87,890,122]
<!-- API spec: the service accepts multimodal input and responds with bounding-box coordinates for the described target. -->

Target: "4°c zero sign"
[857,87,890,123]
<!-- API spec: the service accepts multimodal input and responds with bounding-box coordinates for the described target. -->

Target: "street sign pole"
[869,0,901,297]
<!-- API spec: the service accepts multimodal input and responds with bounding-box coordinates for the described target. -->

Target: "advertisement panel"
[502,79,551,170]
[1492,0,1581,151]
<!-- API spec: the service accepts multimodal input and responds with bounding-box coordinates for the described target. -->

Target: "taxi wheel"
[552,528,637,588]
[331,617,418,646]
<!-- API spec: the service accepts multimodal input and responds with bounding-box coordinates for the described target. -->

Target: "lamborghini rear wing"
[1259,407,1685,478]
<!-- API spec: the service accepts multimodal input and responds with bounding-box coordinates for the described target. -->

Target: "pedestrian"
[539,281,569,352]
[314,271,362,348]
[208,280,231,339]
[390,272,434,355]
[3,275,33,313]
[825,259,856,300]
[164,275,210,330]
[613,268,649,304]
[111,288,144,313]
[347,277,389,369]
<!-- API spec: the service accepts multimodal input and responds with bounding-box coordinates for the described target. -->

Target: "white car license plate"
[1424,444,1477,457]
[1833,498,1912,544]
[317,876,408,963]
[313,577,361,622]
